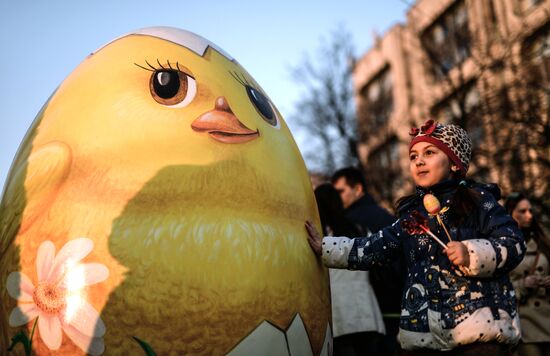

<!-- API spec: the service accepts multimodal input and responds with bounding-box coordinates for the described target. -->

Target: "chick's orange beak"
[191,96,259,144]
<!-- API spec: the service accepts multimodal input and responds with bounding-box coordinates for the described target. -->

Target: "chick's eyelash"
[229,70,249,87]
[134,59,195,79]
[230,70,264,94]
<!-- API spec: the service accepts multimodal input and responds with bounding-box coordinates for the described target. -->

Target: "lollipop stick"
[420,225,448,249]
[436,214,453,241]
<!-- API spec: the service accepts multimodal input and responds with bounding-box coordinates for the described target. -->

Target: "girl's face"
[512,199,533,228]
[409,142,454,188]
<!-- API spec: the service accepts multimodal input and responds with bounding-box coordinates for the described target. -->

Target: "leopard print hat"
[409,119,472,176]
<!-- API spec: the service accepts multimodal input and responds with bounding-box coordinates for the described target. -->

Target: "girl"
[506,193,550,356]
[306,120,526,355]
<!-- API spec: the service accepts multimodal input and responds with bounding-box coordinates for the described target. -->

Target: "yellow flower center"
[33,282,66,315]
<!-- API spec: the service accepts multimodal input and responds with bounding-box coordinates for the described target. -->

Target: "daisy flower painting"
[6,238,109,355]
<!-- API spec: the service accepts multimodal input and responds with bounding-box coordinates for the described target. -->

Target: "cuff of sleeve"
[461,239,497,277]
[321,236,355,269]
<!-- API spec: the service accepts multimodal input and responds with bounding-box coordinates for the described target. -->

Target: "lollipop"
[401,211,448,249]
[423,194,453,242]
[401,211,469,275]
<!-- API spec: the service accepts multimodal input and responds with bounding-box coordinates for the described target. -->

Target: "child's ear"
[451,165,460,172]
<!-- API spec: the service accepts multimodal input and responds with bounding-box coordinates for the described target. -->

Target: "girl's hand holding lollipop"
[401,211,470,272]
[445,241,470,267]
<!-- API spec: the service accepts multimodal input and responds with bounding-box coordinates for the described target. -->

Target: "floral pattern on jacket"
[321,180,526,350]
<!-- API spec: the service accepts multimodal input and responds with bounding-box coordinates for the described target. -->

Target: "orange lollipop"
[423,194,453,242]
[423,194,441,214]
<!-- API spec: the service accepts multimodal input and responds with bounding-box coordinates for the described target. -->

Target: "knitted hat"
[409,119,472,176]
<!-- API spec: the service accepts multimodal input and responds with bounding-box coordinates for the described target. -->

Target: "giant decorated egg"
[0,27,331,355]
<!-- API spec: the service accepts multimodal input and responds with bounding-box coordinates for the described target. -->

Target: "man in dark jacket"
[332,167,405,354]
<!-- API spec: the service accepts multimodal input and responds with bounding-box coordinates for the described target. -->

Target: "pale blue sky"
[0,1,410,192]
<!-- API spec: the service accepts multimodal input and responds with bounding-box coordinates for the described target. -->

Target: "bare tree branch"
[288,25,361,175]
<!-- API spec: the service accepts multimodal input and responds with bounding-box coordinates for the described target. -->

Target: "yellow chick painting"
[0,27,331,355]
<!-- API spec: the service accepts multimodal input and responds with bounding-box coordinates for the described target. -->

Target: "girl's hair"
[448,175,481,226]
[505,192,550,261]
[314,183,362,237]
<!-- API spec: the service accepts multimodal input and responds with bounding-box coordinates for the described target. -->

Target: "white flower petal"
[62,321,105,355]
[9,303,39,326]
[37,240,56,281]
[38,315,63,350]
[61,263,109,291]
[48,238,94,283]
[63,300,105,337]
[6,272,35,302]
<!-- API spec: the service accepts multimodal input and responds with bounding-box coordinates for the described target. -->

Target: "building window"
[359,66,394,131]
[525,27,550,85]
[367,137,402,204]
[484,0,500,37]
[431,84,483,146]
[421,0,471,78]
[431,84,489,179]
[432,84,480,118]
[513,0,543,15]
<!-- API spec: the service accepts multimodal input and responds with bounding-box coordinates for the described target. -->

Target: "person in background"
[306,119,526,354]
[331,167,396,232]
[314,183,386,356]
[310,172,330,189]
[332,167,404,354]
[506,193,550,356]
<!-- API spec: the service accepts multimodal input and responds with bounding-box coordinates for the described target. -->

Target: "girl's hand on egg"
[305,221,322,256]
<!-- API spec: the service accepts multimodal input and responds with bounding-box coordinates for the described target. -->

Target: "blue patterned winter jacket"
[322,179,526,351]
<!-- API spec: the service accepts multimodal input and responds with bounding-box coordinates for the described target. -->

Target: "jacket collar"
[415,179,460,199]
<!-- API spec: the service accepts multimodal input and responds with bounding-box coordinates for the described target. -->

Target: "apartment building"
[353,0,550,212]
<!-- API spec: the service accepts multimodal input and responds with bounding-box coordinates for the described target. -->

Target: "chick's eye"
[150,69,197,107]
[246,85,278,127]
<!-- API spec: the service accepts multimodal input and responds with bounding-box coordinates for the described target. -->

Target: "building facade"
[353,0,550,217]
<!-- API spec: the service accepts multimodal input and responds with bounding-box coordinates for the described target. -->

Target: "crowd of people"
[308,120,549,355]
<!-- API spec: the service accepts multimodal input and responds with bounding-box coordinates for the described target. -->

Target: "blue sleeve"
[322,220,403,270]
[461,190,526,277]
